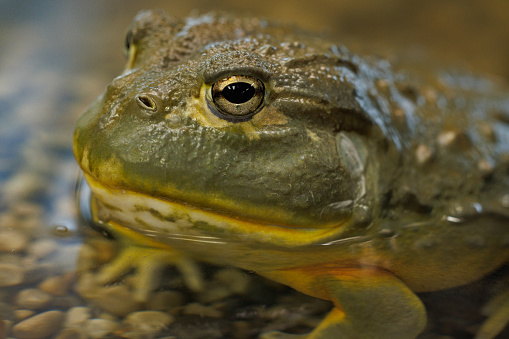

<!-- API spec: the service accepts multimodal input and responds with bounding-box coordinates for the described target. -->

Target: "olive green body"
[74,10,509,338]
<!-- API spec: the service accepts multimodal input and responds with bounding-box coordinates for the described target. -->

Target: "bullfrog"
[73,9,509,338]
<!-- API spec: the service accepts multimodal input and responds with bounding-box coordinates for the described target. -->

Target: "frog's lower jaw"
[260,265,426,339]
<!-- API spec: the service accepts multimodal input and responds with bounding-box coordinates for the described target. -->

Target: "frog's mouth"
[81,173,351,248]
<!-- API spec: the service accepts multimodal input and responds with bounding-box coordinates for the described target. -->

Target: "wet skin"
[74,10,509,338]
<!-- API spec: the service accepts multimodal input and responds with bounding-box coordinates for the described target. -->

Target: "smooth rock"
[28,239,57,259]
[14,310,35,321]
[15,289,53,310]
[124,311,174,336]
[84,318,118,338]
[64,307,91,328]
[12,310,64,339]
[39,272,75,296]
[0,230,28,253]
[0,263,24,287]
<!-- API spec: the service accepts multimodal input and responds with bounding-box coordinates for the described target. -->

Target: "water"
[1,1,508,338]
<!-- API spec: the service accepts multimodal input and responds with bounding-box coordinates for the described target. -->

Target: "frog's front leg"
[89,220,203,301]
[260,265,426,339]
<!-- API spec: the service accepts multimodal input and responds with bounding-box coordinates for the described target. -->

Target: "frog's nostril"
[136,93,158,112]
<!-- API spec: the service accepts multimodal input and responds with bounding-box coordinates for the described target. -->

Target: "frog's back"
[353,54,509,291]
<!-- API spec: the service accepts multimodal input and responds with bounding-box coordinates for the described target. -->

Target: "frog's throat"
[84,174,352,247]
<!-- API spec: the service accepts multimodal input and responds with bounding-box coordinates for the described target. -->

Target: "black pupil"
[222,82,255,104]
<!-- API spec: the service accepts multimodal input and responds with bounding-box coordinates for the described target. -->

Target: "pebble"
[14,310,35,321]
[15,288,53,310]
[124,311,174,336]
[93,285,143,317]
[64,307,91,328]
[38,273,75,296]
[12,310,64,339]
[2,172,47,203]
[28,239,57,259]
[0,230,28,252]
[84,318,118,338]
[0,212,17,230]
[0,263,24,287]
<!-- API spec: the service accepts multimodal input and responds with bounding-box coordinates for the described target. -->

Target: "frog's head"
[73,10,384,246]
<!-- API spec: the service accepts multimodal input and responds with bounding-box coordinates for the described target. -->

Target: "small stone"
[415,144,433,164]
[0,212,17,229]
[14,310,35,321]
[437,129,471,150]
[0,263,24,287]
[12,202,43,219]
[124,311,174,336]
[15,289,53,310]
[39,273,75,296]
[0,230,28,252]
[28,239,57,259]
[478,159,494,176]
[64,307,91,328]
[12,310,64,339]
[2,172,47,202]
[183,302,223,318]
[93,285,143,317]
[84,318,118,339]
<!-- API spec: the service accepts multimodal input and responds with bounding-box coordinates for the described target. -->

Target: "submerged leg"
[87,220,203,301]
[261,265,426,339]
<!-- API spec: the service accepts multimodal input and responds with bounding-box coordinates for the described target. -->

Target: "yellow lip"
[84,173,349,247]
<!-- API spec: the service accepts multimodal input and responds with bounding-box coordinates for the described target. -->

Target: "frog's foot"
[90,220,203,302]
[96,244,203,301]
[476,286,509,339]
[260,266,427,339]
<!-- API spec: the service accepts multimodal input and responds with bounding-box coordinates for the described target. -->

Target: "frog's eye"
[209,75,265,121]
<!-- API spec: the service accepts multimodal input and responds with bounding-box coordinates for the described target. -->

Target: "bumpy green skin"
[74,10,509,338]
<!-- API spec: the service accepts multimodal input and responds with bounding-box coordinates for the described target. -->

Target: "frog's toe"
[476,288,509,339]
[96,245,203,301]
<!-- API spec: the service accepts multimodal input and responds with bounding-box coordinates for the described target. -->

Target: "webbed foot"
[80,220,203,302]
[260,266,426,339]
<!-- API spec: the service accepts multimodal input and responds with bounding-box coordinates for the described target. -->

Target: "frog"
[73,9,509,339]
